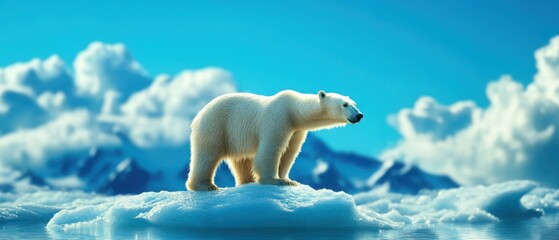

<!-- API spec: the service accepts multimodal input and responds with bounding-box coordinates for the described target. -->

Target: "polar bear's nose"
[356,113,363,120]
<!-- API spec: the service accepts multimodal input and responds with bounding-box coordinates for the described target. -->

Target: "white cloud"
[535,36,559,86]
[383,36,559,187]
[122,68,235,119]
[388,96,479,141]
[0,110,120,172]
[0,55,75,134]
[0,90,49,134]
[111,68,236,147]
[0,42,236,174]
[74,42,150,98]
[37,91,66,112]
[0,55,73,96]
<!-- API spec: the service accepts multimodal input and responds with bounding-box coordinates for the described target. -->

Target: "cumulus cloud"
[74,42,150,98]
[388,97,479,141]
[0,110,120,171]
[0,42,236,173]
[0,55,73,96]
[106,68,235,147]
[383,36,559,187]
[0,90,48,134]
[122,69,235,118]
[0,53,90,136]
[0,55,76,134]
[37,91,66,112]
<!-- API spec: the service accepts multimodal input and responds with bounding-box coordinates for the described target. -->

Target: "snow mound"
[354,180,554,224]
[46,184,392,232]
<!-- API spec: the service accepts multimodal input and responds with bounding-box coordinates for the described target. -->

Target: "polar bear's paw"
[188,182,219,191]
[258,178,299,186]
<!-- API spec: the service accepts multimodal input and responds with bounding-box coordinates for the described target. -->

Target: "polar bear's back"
[191,93,272,157]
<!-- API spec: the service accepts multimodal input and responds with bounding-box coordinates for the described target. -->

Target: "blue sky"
[2,0,559,156]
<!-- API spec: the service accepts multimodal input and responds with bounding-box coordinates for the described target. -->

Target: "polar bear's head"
[318,90,363,124]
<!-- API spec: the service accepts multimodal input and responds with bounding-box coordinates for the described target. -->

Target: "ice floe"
[0,180,557,234]
[354,180,557,224]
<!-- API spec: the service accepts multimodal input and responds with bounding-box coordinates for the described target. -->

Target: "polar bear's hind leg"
[228,158,255,186]
[186,151,221,191]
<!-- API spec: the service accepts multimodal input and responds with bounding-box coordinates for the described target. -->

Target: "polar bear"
[186,90,363,191]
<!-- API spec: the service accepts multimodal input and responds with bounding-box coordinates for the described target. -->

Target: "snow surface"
[0,180,557,235]
[46,184,391,231]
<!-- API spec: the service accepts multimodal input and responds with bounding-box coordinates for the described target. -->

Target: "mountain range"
[9,132,457,195]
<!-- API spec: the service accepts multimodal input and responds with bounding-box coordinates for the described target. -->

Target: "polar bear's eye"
[343,103,348,107]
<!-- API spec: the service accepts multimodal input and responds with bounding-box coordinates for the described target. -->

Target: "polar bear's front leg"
[253,133,297,186]
[278,131,307,182]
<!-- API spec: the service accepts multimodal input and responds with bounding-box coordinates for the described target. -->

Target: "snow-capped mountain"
[186,133,457,194]
[292,134,458,193]
[6,132,457,195]
[77,148,152,194]
[365,160,458,194]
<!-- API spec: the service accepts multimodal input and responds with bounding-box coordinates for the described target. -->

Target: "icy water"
[3,214,558,240]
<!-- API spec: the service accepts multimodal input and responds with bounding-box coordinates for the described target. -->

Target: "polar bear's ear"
[318,90,327,100]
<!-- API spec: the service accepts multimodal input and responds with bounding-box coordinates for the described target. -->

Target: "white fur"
[186,90,362,191]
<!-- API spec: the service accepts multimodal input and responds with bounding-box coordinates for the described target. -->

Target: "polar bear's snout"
[347,105,363,124]
[356,113,363,121]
